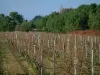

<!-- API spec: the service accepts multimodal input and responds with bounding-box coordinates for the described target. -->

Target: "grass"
[0,33,40,75]
[0,43,4,74]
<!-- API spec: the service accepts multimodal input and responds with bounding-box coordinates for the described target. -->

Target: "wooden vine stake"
[39,37,43,75]
[88,36,90,42]
[48,40,50,48]
[48,40,50,53]
[34,45,36,56]
[95,36,96,50]
[53,39,56,75]
[37,33,40,47]
[15,32,18,50]
[15,32,18,39]
[20,40,23,53]
[19,40,21,53]
[85,39,88,58]
[67,37,70,54]
[58,34,60,39]
[99,43,100,62]
[37,34,42,75]
[62,37,65,58]
[40,48,43,75]
[23,40,25,52]
[91,37,94,75]
[27,42,30,55]
[74,34,77,75]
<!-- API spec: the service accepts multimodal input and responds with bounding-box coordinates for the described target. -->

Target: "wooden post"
[39,39,43,75]
[19,40,21,53]
[37,34,40,47]
[91,37,94,75]
[15,32,18,50]
[88,36,90,42]
[95,36,96,50]
[58,34,60,39]
[48,40,50,48]
[74,34,77,75]
[27,42,30,55]
[24,40,26,58]
[99,43,100,62]
[80,35,82,46]
[34,45,36,56]
[41,48,43,75]
[23,41,26,52]
[48,40,50,54]
[67,37,70,53]
[62,37,65,59]
[85,40,87,58]
[53,40,56,75]
[15,32,18,39]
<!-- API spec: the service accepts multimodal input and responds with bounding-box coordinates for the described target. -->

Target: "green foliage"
[0,3,100,32]
[15,21,35,32]
[0,12,24,31]
[9,12,24,24]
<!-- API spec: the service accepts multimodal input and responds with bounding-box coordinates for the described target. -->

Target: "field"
[0,31,100,75]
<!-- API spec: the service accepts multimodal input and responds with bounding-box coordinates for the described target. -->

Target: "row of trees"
[0,12,35,32]
[0,3,100,32]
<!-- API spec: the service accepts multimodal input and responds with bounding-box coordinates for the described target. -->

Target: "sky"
[0,0,100,20]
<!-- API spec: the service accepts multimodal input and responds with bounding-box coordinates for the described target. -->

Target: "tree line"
[0,3,100,32]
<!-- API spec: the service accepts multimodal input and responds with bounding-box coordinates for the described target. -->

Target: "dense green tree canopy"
[9,12,24,24]
[0,3,100,32]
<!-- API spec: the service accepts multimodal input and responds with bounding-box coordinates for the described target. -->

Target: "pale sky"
[0,0,100,20]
